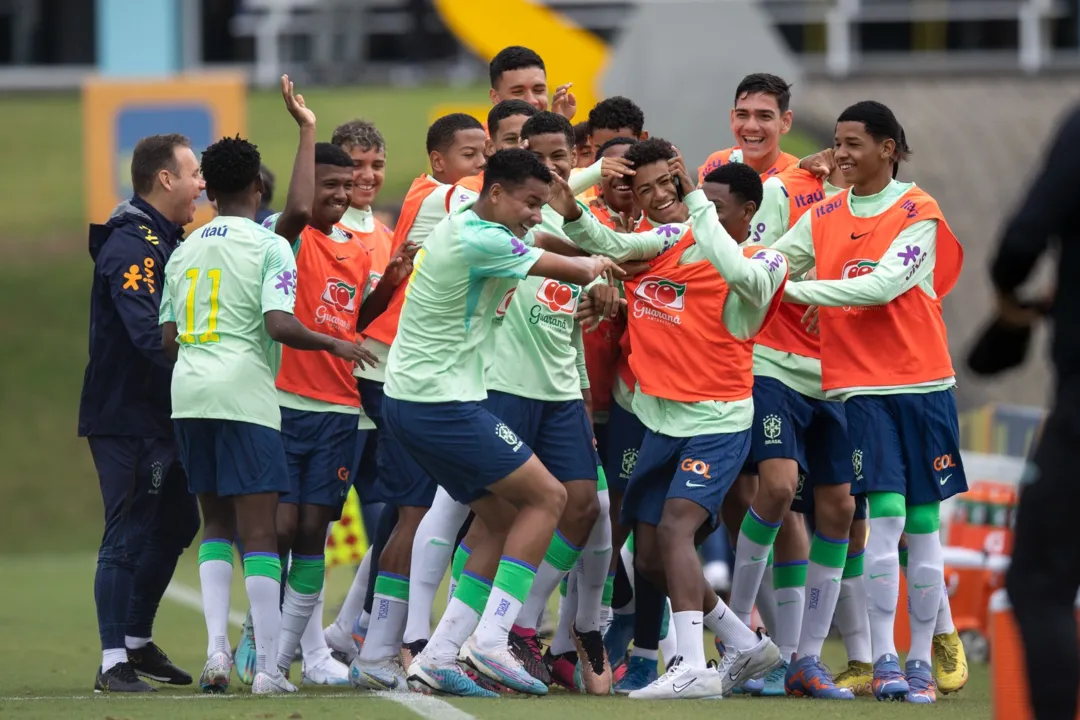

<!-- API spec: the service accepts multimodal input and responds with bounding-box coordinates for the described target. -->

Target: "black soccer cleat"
[127,643,193,685]
[94,662,157,693]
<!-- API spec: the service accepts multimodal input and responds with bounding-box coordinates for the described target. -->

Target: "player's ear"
[639,130,649,140]
[744,201,758,225]
[781,110,793,135]
[158,168,173,192]
[429,150,443,174]
[489,87,500,105]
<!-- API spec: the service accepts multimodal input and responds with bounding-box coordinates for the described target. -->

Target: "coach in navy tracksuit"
[78,134,205,693]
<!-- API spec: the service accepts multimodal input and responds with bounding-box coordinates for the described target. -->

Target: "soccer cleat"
[406,656,499,698]
[234,612,257,685]
[872,654,910,701]
[301,651,350,686]
[351,613,368,652]
[714,630,783,697]
[460,638,549,695]
[905,659,937,704]
[604,612,635,670]
[545,648,581,692]
[324,622,358,665]
[198,652,233,693]
[614,655,658,695]
[759,660,788,696]
[932,629,969,694]
[252,670,297,694]
[349,656,408,691]
[573,626,612,695]
[463,663,515,694]
[627,656,726,700]
[833,660,874,696]
[785,655,855,699]
[94,662,156,693]
[508,626,552,685]
[715,639,764,695]
[400,639,428,671]
[127,642,192,685]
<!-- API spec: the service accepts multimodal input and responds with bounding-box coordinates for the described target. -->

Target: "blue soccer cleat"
[604,612,635,671]
[234,611,257,686]
[905,659,937,704]
[785,655,856,699]
[613,655,658,695]
[872,654,910,701]
[407,658,499,698]
[460,638,548,695]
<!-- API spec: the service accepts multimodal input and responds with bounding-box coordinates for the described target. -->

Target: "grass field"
[0,552,991,719]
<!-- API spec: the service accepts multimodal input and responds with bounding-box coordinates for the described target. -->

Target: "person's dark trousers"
[362,502,385,545]
[364,504,400,616]
[1006,394,1080,720]
[89,436,200,650]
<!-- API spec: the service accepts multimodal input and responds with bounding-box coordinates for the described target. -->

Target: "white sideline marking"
[163,580,247,627]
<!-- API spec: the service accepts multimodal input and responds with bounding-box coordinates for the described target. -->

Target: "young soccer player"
[587,96,646,152]
[390,148,620,697]
[697,73,800,182]
[550,138,786,699]
[574,121,594,167]
[488,45,575,118]
[347,113,488,691]
[770,100,965,704]
[162,77,377,696]
[488,100,539,155]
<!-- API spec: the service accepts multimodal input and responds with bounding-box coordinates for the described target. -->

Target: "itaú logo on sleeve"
[632,276,685,325]
[535,279,580,314]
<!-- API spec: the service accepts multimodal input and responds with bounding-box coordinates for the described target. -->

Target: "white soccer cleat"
[198,651,233,693]
[251,670,298,694]
[627,657,726,700]
[302,650,350,686]
[324,623,358,664]
[714,630,782,696]
[349,656,408,691]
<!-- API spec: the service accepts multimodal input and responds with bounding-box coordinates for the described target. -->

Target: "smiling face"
[599,143,635,214]
[524,131,575,182]
[487,176,551,238]
[833,120,894,188]
[488,113,531,154]
[631,160,684,225]
[344,144,385,209]
[431,128,488,184]
[312,164,354,228]
[701,181,756,243]
[490,67,549,111]
[730,91,792,166]
[168,146,205,225]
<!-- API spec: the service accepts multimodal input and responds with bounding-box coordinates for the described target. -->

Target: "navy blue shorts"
[175,419,289,497]
[844,389,968,505]
[602,400,648,494]
[350,428,379,505]
[483,391,598,483]
[382,396,535,505]
[622,429,750,529]
[358,378,437,509]
[280,408,358,508]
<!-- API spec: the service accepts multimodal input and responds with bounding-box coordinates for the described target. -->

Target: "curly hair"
[200,135,261,194]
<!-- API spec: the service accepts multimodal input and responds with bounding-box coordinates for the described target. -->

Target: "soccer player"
[574,121,594,167]
[489,45,575,119]
[391,148,620,697]
[162,79,377,696]
[347,112,487,690]
[81,133,203,693]
[550,138,786,699]
[587,96,646,152]
[697,73,800,182]
[770,100,965,704]
[487,99,539,155]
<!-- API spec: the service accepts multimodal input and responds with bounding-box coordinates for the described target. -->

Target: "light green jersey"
[384,205,545,403]
[160,215,296,430]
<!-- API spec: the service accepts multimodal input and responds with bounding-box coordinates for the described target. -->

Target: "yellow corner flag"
[326,487,369,568]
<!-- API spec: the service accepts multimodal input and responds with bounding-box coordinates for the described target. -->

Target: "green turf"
[0,552,990,719]
[0,85,821,241]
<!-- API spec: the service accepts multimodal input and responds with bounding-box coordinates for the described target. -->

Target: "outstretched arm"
[271,75,317,243]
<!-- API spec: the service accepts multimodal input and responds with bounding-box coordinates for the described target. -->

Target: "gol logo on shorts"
[933,454,956,472]
[680,458,712,478]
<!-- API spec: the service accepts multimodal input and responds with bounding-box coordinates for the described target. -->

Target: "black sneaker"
[508,628,551,686]
[127,643,193,685]
[94,662,157,693]
[400,638,428,669]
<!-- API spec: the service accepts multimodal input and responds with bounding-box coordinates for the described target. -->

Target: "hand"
[611,211,636,234]
[600,155,635,181]
[332,339,379,368]
[384,251,414,286]
[552,83,577,120]
[587,255,625,282]
[668,151,696,194]
[281,74,316,128]
[799,148,835,178]
[802,305,820,335]
[548,174,582,220]
[589,281,622,319]
[616,261,650,279]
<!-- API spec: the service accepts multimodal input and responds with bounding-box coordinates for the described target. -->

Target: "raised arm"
[271,75,317,243]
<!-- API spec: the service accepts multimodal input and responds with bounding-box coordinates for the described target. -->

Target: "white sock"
[552,571,579,656]
[798,560,845,659]
[935,582,956,635]
[474,586,525,653]
[631,646,659,661]
[730,510,779,626]
[517,560,568,632]
[773,585,804,661]
[865,515,905,662]
[332,546,372,636]
[124,636,151,650]
[246,574,283,674]
[673,611,707,668]
[704,595,758,651]
[755,564,777,633]
[836,572,872,663]
[199,559,233,657]
[905,530,944,666]
[276,584,320,671]
[358,580,409,662]
[576,489,612,633]
[426,598,481,665]
[659,599,678,666]
[300,587,328,661]
[102,648,128,672]
[404,490,469,644]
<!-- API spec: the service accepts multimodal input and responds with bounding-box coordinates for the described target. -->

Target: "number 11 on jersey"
[179,267,223,345]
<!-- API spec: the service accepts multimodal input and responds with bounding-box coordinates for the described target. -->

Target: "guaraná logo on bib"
[321,277,357,312]
[535,279,580,314]
[634,276,686,311]
[840,259,878,280]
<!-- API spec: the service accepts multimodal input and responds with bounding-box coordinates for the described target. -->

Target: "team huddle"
[152,46,970,703]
